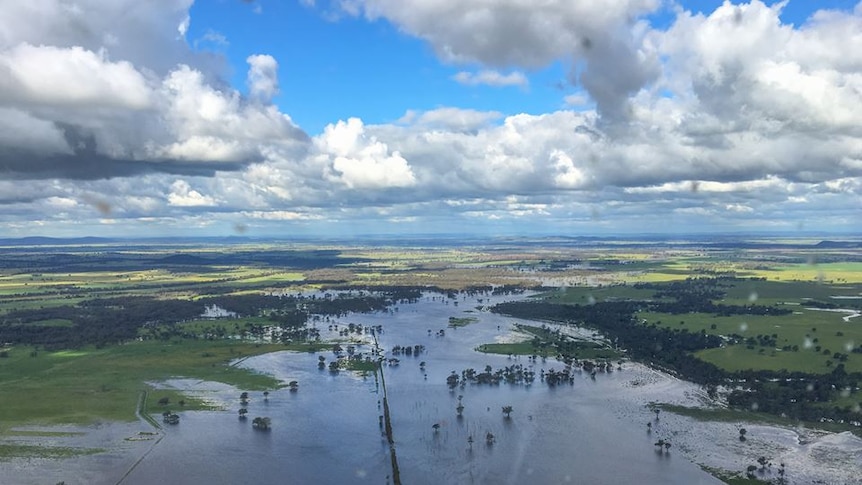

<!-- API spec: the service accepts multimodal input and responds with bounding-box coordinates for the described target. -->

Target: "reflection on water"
[123,293,721,485]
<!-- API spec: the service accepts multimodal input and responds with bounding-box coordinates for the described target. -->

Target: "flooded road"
[122,293,722,484]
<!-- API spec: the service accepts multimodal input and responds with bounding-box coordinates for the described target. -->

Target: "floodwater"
[1,293,726,485]
[120,293,722,485]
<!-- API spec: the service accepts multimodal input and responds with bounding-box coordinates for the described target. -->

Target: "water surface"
[123,293,722,484]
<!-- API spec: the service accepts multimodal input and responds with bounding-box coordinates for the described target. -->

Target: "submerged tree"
[502,405,513,419]
[252,416,271,430]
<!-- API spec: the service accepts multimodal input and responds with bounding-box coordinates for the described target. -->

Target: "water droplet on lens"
[748,292,758,302]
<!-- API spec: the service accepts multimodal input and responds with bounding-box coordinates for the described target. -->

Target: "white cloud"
[452,70,528,88]
[318,118,417,189]
[399,107,502,132]
[198,29,230,47]
[725,203,754,213]
[167,180,217,206]
[246,54,279,103]
[551,150,587,189]
[0,44,153,109]
[564,94,590,106]
[242,210,322,221]
[0,0,199,76]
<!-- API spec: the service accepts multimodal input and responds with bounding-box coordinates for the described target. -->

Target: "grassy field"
[0,340,323,429]
[635,278,862,374]
[0,443,104,459]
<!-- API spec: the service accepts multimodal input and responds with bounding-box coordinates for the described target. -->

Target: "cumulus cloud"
[246,54,279,102]
[0,0,306,180]
[0,0,200,76]
[0,44,153,109]
[318,118,417,190]
[167,179,217,207]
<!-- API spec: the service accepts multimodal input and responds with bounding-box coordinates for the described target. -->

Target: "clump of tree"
[252,416,271,430]
[653,438,671,453]
[162,410,179,425]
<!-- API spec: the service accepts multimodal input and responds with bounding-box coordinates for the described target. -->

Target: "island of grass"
[448,316,479,328]
[477,323,621,360]
[0,443,104,460]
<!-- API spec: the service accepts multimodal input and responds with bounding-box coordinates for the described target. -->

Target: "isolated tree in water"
[252,416,271,430]
[502,405,513,419]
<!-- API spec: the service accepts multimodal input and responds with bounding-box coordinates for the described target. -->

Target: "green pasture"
[638,307,862,373]
[0,443,104,459]
[0,340,320,429]
[0,267,307,302]
[545,285,664,304]
[167,317,276,337]
[743,262,862,284]
[476,342,544,357]
[720,279,862,306]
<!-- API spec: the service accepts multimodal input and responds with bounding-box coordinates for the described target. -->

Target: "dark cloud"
[0,147,245,181]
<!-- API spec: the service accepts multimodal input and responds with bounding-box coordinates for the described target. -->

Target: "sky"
[0,0,860,238]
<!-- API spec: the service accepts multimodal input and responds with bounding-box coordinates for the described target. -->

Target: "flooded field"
[8,292,861,484]
[117,294,721,485]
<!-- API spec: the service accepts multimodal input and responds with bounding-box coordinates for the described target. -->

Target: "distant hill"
[0,236,116,246]
[815,240,862,249]
[156,254,213,265]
